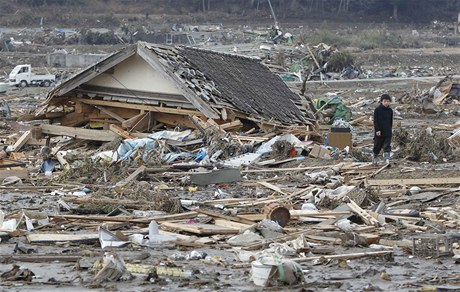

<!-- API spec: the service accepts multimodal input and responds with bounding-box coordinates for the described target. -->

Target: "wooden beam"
[0,168,28,180]
[258,181,289,196]
[347,199,381,227]
[137,44,220,119]
[94,105,126,123]
[40,124,117,142]
[214,219,252,230]
[50,211,198,223]
[74,101,93,114]
[234,250,393,268]
[219,119,242,130]
[10,131,31,152]
[27,233,99,244]
[194,208,256,225]
[131,112,153,132]
[55,111,91,127]
[79,98,204,117]
[292,250,393,264]
[114,165,146,189]
[242,164,344,173]
[92,107,140,119]
[152,112,197,129]
[6,255,82,263]
[160,222,239,235]
[56,151,70,171]
[122,112,146,128]
[367,177,460,186]
[109,124,136,139]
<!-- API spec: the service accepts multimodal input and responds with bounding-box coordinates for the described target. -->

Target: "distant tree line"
[14,0,460,22]
[17,0,85,6]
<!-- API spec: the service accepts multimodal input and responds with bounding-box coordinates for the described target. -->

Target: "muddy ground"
[1,20,460,292]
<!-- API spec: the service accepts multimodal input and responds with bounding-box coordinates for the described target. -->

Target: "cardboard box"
[309,144,331,159]
[328,132,352,150]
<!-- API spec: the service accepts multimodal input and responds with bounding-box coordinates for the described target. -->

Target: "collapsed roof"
[36,42,315,131]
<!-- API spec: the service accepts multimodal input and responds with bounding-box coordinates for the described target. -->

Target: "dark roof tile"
[180,47,308,124]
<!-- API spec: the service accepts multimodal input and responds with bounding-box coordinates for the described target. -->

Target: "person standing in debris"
[373,94,393,164]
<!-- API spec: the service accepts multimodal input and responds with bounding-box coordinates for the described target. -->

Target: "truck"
[8,64,56,88]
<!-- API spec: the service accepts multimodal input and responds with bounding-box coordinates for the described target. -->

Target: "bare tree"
[338,0,350,14]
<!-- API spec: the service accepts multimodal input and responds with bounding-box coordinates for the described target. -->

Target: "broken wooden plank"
[160,222,239,235]
[190,168,241,186]
[369,162,390,178]
[379,239,413,249]
[347,199,381,227]
[27,233,99,244]
[122,112,147,128]
[50,211,198,223]
[40,124,117,142]
[290,210,352,218]
[214,219,252,231]
[4,255,82,263]
[258,181,289,196]
[293,250,393,264]
[10,131,31,152]
[114,165,146,189]
[194,208,256,225]
[109,124,136,139]
[80,98,205,117]
[242,163,345,174]
[152,112,197,129]
[238,214,266,221]
[234,250,393,268]
[307,44,322,71]
[26,138,48,146]
[55,151,70,171]
[304,234,342,245]
[0,168,28,180]
[367,177,460,186]
[94,105,126,123]
[230,135,268,142]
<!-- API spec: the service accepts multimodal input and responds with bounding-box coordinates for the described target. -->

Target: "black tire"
[43,80,50,87]
[20,80,28,88]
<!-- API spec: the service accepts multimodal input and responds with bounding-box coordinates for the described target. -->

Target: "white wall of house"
[87,54,181,95]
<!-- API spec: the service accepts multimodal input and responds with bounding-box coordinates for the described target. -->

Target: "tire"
[43,80,50,87]
[20,80,28,88]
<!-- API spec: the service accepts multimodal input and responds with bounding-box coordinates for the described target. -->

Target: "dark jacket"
[373,104,393,137]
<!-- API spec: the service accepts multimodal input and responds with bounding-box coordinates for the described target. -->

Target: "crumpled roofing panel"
[180,47,308,124]
[149,44,310,124]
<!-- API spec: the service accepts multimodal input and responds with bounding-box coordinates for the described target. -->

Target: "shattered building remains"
[34,42,316,134]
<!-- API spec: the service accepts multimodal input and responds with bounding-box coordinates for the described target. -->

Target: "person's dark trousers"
[373,135,391,156]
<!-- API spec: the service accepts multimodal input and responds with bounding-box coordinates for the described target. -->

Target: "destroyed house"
[35,42,315,132]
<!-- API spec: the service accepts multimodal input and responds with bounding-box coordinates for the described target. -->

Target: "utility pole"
[457,11,460,34]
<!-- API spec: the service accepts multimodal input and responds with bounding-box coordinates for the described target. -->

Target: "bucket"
[251,260,275,287]
[261,202,291,227]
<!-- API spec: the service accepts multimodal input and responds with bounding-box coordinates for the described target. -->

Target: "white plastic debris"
[409,186,421,195]
[335,218,353,232]
[99,227,130,249]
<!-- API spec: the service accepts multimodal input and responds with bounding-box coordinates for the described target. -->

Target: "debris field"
[1,23,460,292]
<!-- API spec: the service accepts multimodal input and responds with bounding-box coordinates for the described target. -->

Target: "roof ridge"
[180,45,261,61]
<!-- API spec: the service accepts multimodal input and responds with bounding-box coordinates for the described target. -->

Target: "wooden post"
[31,125,43,140]
[456,12,460,34]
